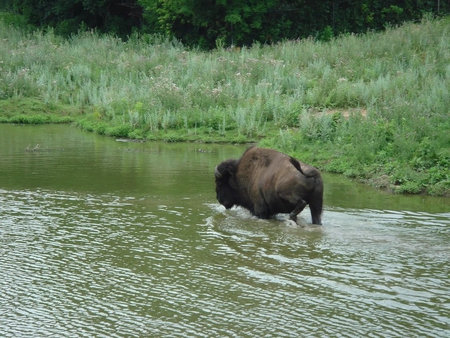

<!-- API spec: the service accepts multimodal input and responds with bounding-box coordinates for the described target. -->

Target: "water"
[1,124,449,337]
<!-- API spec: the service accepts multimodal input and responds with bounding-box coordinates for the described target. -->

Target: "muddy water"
[0,124,449,337]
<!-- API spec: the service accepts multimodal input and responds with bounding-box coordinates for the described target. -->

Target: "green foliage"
[1,15,450,195]
[137,0,450,49]
[4,0,449,48]
[0,97,79,123]
[0,10,31,30]
[5,0,143,37]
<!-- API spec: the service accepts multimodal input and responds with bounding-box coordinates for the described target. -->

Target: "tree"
[3,0,449,47]
[10,0,143,36]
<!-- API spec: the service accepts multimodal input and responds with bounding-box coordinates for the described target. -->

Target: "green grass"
[0,97,78,123]
[0,15,449,195]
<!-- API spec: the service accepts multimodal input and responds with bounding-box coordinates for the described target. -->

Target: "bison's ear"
[215,159,238,180]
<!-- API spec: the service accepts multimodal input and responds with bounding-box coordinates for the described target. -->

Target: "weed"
[1,15,450,195]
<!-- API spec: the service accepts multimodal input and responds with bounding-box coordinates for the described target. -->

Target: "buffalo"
[214,147,323,225]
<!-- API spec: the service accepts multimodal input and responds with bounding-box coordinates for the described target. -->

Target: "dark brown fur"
[215,147,323,225]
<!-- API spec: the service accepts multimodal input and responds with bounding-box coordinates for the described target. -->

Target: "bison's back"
[235,147,318,217]
[238,147,320,182]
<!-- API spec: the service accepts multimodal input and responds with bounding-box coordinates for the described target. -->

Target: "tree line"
[1,0,449,48]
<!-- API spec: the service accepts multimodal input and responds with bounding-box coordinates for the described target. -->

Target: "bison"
[214,147,323,225]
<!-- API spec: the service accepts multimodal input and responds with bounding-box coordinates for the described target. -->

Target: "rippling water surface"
[1,125,449,337]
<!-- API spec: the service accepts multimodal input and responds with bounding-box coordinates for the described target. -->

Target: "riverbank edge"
[2,98,449,197]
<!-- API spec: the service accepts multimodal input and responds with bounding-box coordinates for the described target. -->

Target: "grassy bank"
[0,15,449,195]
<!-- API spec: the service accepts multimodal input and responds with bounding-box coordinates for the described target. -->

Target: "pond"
[1,124,449,337]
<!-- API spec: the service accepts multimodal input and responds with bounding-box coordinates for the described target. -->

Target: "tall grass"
[0,15,449,194]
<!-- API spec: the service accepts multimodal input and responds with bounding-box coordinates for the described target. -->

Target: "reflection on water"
[0,124,449,337]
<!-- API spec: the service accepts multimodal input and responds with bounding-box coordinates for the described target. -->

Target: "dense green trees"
[1,0,449,46]
[138,0,449,48]
[3,0,143,36]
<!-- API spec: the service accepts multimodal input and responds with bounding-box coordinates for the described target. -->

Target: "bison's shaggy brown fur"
[215,147,323,225]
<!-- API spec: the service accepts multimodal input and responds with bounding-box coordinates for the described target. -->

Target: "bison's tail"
[289,157,317,177]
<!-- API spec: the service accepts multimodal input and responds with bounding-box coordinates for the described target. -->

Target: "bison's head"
[214,159,238,209]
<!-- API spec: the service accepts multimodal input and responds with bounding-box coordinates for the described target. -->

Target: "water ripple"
[1,190,450,337]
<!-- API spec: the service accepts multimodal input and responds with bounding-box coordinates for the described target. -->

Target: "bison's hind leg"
[288,199,307,223]
[277,190,308,223]
[309,202,322,225]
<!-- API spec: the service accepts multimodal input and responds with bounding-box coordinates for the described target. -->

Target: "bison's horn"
[214,166,222,178]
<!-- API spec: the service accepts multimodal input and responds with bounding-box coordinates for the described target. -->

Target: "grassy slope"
[0,14,449,195]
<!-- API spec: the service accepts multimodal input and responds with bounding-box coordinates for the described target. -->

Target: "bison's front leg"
[289,199,307,223]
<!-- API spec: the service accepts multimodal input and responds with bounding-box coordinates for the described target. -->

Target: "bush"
[1,14,450,195]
